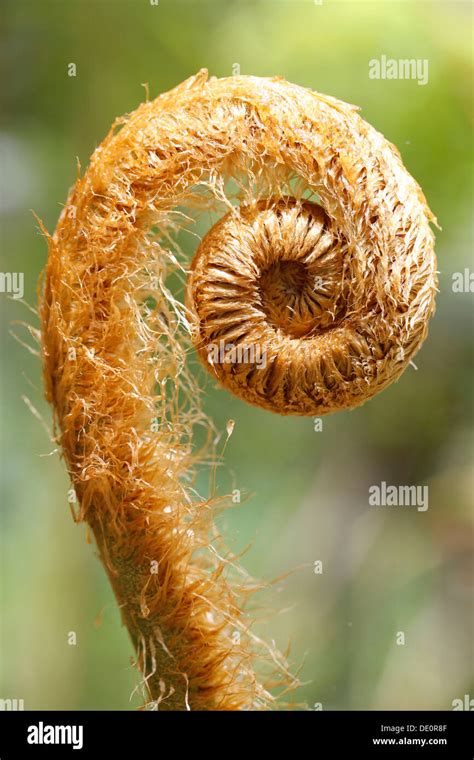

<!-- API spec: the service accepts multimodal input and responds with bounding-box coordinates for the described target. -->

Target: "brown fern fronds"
[39,70,437,710]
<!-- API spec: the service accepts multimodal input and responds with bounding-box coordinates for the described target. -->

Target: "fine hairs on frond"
[39,70,437,710]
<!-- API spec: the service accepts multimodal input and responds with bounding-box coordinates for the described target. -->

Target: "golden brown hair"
[40,70,437,709]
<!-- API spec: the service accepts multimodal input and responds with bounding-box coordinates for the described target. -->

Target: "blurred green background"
[1,0,473,710]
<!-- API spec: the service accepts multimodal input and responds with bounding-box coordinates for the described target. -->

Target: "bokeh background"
[1,0,473,710]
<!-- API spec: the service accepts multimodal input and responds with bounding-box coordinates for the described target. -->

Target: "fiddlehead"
[40,70,437,710]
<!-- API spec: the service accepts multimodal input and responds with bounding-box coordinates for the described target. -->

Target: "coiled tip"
[187,196,436,416]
